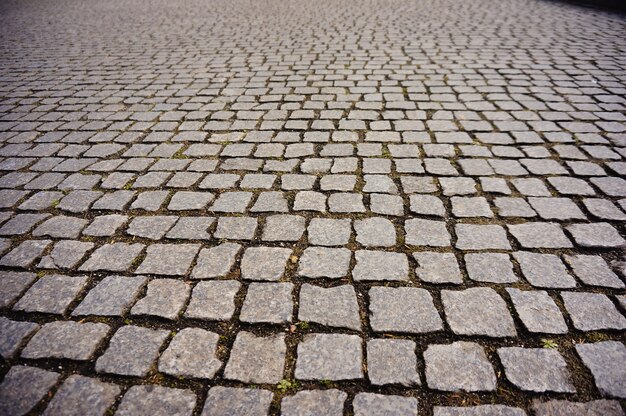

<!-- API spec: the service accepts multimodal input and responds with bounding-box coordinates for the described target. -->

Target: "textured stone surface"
[158,328,222,379]
[224,332,286,384]
[353,393,418,416]
[0,366,60,416]
[1,0,626,411]
[202,387,273,416]
[116,385,196,416]
[295,334,363,381]
[576,341,626,399]
[442,288,516,337]
[43,375,120,416]
[424,342,496,392]
[498,347,574,393]
[281,389,347,416]
[21,321,110,360]
[369,287,443,333]
[96,325,169,377]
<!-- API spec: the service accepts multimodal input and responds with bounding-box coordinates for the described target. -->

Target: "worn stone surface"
[42,375,120,416]
[295,334,363,381]
[353,393,418,416]
[116,385,196,416]
[0,366,60,416]
[281,389,347,416]
[575,341,626,399]
[202,387,273,416]
[21,321,110,360]
[498,347,575,393]
[96,325,169,377]
[442,288,516,337]
[131,279,191,320]
[424,342,497,392]
[224,332,286,384]
[532,400,625,416]
[298,284,361,330]
[1,0,626,411]
[158,328,222,379]
[369,287,443,333]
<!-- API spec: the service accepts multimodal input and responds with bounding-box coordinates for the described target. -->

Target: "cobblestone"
[1,0,626,412]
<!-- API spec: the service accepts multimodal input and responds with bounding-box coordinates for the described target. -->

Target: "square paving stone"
[21,321,110,360]
[455,224,511,250]
[307,218,351,246]
[184,280,241,321]
[42,375,120,416]
[293,191,327,212]
[506,288,568,334]
[0,366,60,416]
[508,222,573,248]
[95,325,169,377]
[566,223,625,248]
[464,253,517,283]
[370,193,404,216]
[441,287,517,337]
[72,275,147,317]
[167,191,214,210]
[201,387,273,416]
[166,217,214,240]
[295,334,363,381]
[424,341,496,392]
[210,191,253,213]
[214,217,258,240]
[451,197,493,217]
[353,250,409,281]
[130,191,168,211]
[414,252,462,284]
[353,393,418,416]
[298,284,361,330]
[297,247,351,279]
[225,332,286,384]
[82,214,128,237]
[0,213,50,236]
[563,255,624,289]
[32,215,89,239]
[14,274,88,315]
[498,347,575,393]
[355,217,397,247]
[131,279,191,320]
[281,389,347,416]
[116,385,196,416]
[262,214,306,241]
[38,240,94,269]
[79,242,144,272]
[369,287,443,333]
[0,271,37,308]
[158,328,222,379]
[405,219,451,247]
[409,195,446,217]
[513,252,576,288]
[575,341,626,399]
[127,216,178,240]
[561,292,626,331]
[433,405,526,416]
[532,399,624,416]
[0,317,39,359]
[528,197,586,220]
[191,243,242,279]
[135,244,200,276]
[367,339,421,386]
[328,193,366,213]
[0,239,52,268]
[240,282,293,324]
[241,247,292,281]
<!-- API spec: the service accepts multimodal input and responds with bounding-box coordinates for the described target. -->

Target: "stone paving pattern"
[0,0,625,414]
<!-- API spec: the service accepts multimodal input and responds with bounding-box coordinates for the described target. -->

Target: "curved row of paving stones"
[1,0,626,414]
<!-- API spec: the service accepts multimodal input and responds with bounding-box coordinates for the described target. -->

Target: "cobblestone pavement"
[0,0,625,414]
